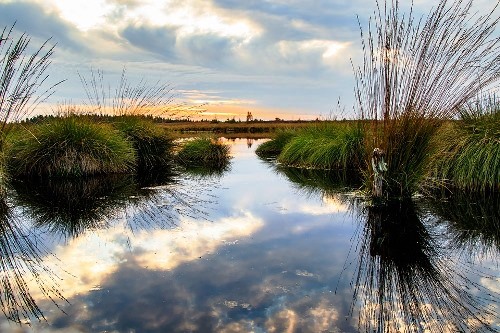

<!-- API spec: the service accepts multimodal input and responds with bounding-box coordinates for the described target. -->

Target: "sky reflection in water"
[0,139,498,332]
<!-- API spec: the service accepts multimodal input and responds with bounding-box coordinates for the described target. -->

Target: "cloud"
[121,24,179,60]
[0,1,86,52]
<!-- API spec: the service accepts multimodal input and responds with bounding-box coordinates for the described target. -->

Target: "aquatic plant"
[5,116,136,177]
[113,116,176,171]
[277,123,364,170]
[255,130,296,157]
[354,0,499,198]
[175,137,231,169]
[429,96,500,191]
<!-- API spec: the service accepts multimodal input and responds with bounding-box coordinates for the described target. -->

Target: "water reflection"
[352,200,498,332]
[274,166,361,196]
[0,196,67,324]
[426,191,500,260]
[11,176,134,238]
[10,168,217,240]
[271,162,498,332]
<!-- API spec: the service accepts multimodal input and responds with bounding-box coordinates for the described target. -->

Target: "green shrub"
[6,116,136,177]
[113,116,175,171]
[176,137,230,168]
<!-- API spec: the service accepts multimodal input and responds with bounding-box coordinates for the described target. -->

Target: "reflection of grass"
[275,165,361,196]
[0,197,67,323]
[352,199,496,332]
[11,175,137,237]
[6,116,136,177]
[425,190,500,259]
[176,137,231,169]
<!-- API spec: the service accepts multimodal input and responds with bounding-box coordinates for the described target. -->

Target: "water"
[0,139,498,332]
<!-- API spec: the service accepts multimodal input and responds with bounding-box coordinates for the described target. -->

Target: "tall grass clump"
[0,24,60,188]
[429,96,500,191]
[5,116,136,178]
[277,123,364,171]
[176,137,231,169]
[113,116,175,171]
[255,130,296,157]
[354,0,499,198]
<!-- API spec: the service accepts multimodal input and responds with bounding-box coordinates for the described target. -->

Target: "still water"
[0,139,498,332]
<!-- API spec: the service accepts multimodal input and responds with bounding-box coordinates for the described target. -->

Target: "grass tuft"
[5,116,136,178]
[175,137,231,169]
[277,123,364,171]
[429,97,500,191]
[113,116,175,171]
[353,0,499,198]
[255,130,296,157]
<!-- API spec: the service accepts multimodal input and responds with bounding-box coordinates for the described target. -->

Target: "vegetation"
[429,97,500,191]
[255,130,296,157]
[277,123,364,170]
[353,0,499,198]
[5,116,136,178]
[176,137,231,169]
[0,25,59,145]
[112,116,175,171]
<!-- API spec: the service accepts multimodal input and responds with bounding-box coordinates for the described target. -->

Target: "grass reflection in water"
[272,163,499,332]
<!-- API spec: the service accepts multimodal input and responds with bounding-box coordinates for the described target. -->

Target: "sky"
[0,0,497,120]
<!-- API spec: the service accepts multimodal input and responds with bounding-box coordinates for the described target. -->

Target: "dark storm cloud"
[0,1,87,53]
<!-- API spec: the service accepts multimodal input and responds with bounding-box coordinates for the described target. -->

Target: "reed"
[277,123,364,170]
[354,0,499,198]
[175,137,231,169]
[6,116,136,177]
[429,96,500,191]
